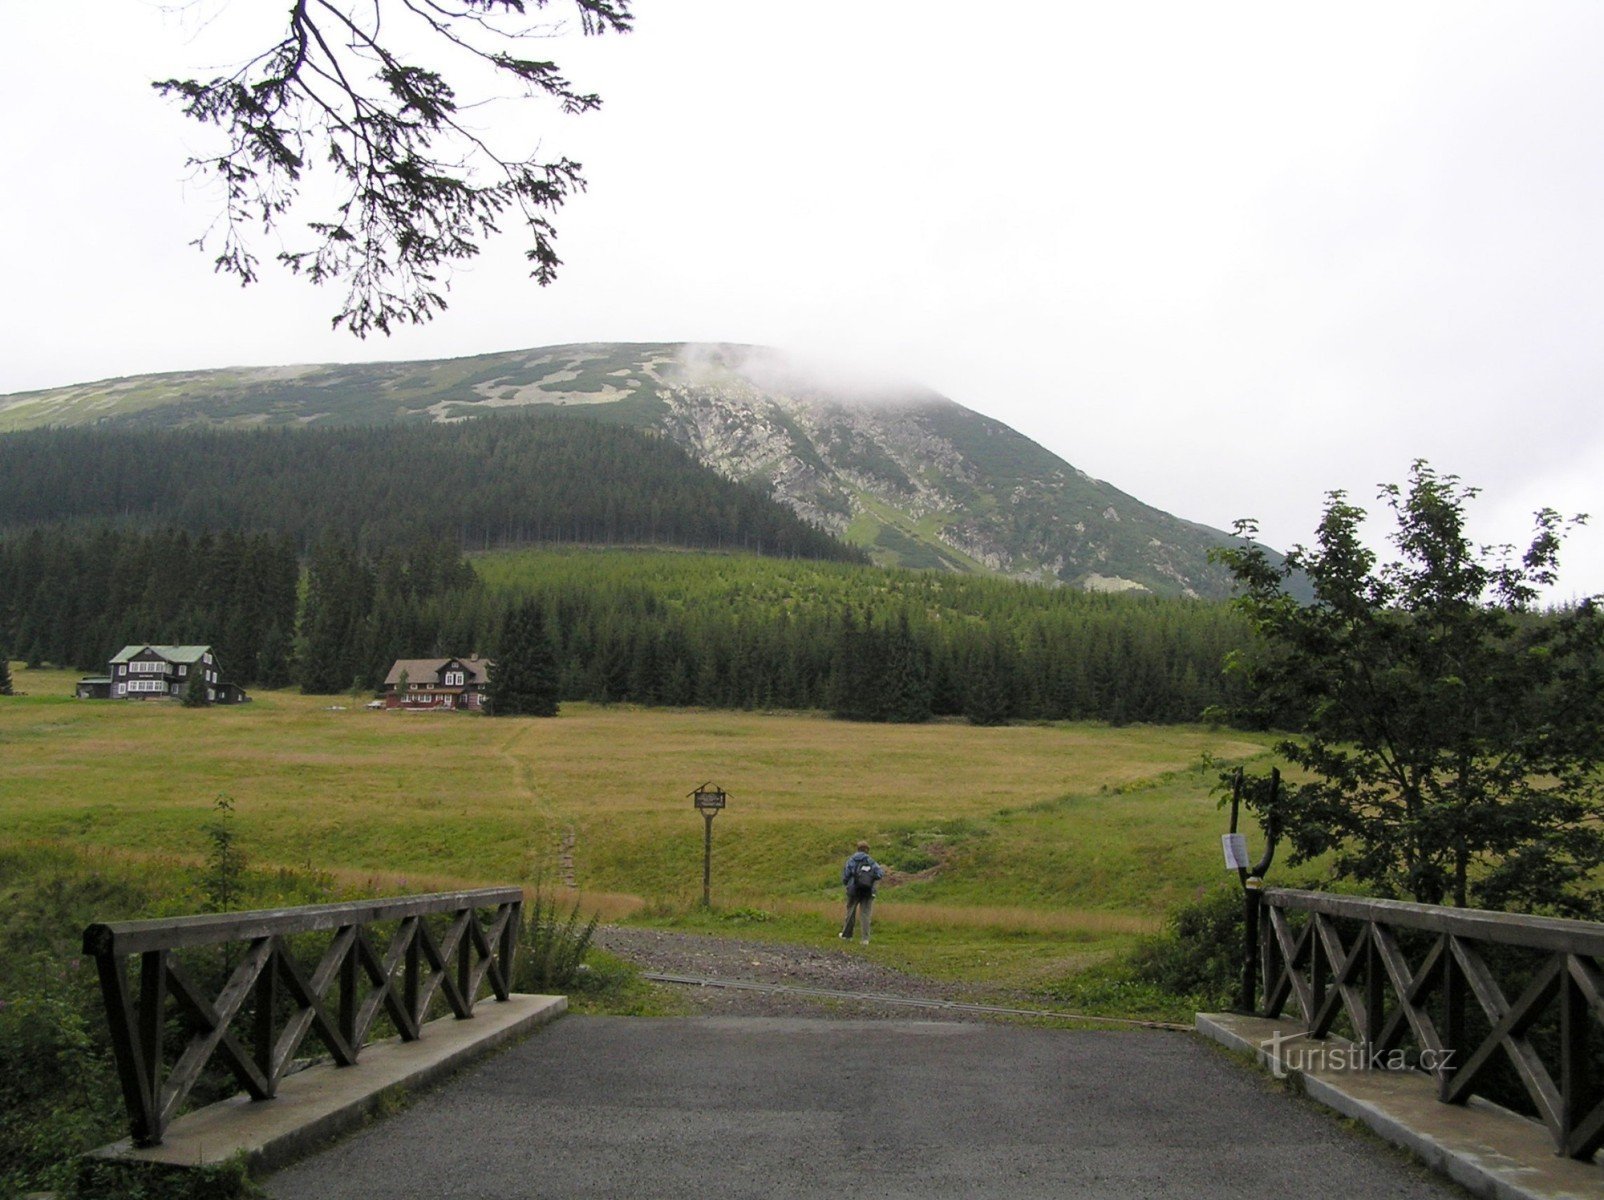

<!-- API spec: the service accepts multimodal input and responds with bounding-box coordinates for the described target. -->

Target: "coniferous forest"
[0,415,859,561]
[0,413,1257,722]
[2,530,1254,724]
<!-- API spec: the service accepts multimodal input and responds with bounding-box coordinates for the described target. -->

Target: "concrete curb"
[88,993,566,1177]
[1196,1012,1602,1200]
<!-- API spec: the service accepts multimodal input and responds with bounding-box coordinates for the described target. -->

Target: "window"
[115,683,126,696]
[178,664,187,676]
[445,671,464,686]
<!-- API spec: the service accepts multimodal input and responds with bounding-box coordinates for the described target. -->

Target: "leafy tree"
[1217,461,1604,916]
[489,599,560,716]
[154,0,633,335]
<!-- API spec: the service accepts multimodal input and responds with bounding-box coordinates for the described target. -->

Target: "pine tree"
[963,634,1013,726]
[882,614,932,723]
[183,666,210,707]
[488,600,560,717]
[0,648,12,696]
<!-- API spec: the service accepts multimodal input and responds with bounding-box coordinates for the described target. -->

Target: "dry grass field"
[0,665,1285,985]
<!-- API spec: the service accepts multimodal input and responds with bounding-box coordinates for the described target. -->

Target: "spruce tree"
[183,665,210,707]
[883,614,932,723]
[963,635,1013,726]
[488,600,560,717]
[0,648,12,696]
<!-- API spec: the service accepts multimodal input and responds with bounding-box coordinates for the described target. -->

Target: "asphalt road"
[266,1017,1464,1200]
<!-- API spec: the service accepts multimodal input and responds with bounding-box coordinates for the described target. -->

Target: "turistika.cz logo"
[1260,1030,1456,1080]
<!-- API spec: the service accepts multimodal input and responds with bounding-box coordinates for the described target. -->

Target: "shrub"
[514,892,598,992]
[0,955,123,1197]
[1128,886,1245,1010]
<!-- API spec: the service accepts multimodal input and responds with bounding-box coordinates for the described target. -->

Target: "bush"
[1128,886,1245,1010]
[513,892,598,992]
[0,955,123,1197]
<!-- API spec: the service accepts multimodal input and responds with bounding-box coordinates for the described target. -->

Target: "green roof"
[108,645,212,665]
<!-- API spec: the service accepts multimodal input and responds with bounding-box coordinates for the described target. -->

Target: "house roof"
[109,645,213,665]
[383,656,492,688]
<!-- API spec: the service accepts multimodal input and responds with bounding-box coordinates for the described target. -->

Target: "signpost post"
[1224,766,1280,1013]
[690,783,727,909]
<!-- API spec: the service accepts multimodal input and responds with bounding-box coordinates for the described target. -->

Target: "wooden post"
[702,811,715,908]
[690,784,728,910]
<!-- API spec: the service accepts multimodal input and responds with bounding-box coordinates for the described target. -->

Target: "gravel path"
[594,926,984,1020]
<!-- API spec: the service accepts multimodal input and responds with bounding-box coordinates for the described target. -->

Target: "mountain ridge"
[0,342,1250,599]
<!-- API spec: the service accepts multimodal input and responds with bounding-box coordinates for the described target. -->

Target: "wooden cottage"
[94,645,248,704]
[381,655,492,712]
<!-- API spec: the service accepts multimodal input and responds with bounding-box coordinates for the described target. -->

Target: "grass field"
[0,665,1291,990]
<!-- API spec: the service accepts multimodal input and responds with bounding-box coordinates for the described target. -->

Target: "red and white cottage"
[380,656,492,711]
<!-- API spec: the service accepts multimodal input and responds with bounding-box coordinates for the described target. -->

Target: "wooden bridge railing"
[82,887,523,1147]
[1258,887,1604,1161]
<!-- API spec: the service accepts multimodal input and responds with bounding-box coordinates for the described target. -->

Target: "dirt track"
[594,926,982,1020]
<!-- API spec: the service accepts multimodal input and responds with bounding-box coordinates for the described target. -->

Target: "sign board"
[692,786,726,812]
[1222,832,1249,871]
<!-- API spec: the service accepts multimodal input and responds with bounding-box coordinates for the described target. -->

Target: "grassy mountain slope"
[0,342,1249,597]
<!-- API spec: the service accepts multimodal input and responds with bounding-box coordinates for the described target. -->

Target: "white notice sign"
[1222,833,1249,871]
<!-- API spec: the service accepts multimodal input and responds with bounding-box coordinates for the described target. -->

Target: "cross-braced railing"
[1259,888,1604,1161]
[82,888,522,1147]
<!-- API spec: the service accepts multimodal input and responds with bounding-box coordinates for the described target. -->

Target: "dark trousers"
[841,889,873,941]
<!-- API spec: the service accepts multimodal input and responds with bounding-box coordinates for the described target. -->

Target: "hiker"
[839,840,884,944]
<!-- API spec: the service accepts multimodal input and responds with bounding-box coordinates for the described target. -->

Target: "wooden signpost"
[690,783,727,908]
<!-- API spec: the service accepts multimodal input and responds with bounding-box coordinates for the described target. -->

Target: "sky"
[3,1,1602,595]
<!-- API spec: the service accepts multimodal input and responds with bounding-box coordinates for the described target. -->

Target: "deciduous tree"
[1217,461,1604,916]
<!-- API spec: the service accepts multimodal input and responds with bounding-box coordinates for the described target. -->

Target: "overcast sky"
[3,2,1601,595]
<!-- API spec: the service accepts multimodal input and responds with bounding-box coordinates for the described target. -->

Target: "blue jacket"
[842,851,884,892]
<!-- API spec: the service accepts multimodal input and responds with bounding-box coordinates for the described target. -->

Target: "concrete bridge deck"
[264,1016,1468,1200]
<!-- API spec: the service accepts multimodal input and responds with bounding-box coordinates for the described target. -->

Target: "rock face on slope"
[0,341,1245,597]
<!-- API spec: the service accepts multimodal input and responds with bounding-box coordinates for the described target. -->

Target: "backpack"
[852,859,877,895]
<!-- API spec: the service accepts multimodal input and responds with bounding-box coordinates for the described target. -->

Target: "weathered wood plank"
[1263,888,1604,957]
[83,888,523,956]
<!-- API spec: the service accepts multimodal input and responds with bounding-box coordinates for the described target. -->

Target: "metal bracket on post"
[1226,766,1280,1014]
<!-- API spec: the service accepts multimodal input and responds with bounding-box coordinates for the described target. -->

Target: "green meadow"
[0,666,1289,991]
